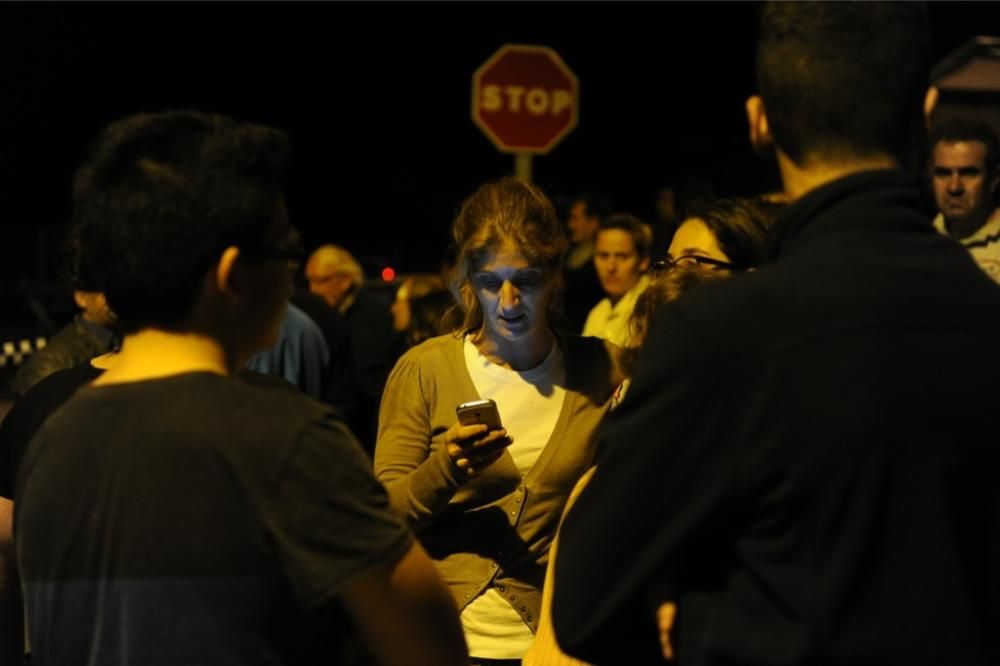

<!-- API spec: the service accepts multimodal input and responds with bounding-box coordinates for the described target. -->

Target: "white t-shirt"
[459,336,566,658]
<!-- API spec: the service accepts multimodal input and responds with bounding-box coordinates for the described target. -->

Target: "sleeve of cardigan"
[373,351,465,531]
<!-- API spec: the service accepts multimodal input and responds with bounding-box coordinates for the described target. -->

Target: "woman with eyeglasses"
[375,176,622,666]
[651,197,775,276]
[525,196,776,666]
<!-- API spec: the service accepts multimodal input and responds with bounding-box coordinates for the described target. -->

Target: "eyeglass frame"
[648,255,740,275]
[238,238,305,272]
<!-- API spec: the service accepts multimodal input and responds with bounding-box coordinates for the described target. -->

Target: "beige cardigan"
[374,332,620,631]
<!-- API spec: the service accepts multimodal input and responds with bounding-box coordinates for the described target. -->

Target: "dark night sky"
[0,2,993,302]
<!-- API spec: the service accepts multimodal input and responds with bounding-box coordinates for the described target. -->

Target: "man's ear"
[216,246,242,302]
[924,86,939,130]
[639,256,651,273]
[746,95,774,158]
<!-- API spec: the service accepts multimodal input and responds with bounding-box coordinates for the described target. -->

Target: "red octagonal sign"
[472,44,579,155]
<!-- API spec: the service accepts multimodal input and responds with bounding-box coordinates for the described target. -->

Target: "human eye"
[475,274,502,291]
[959,167,982,178]
[514,271,544,289]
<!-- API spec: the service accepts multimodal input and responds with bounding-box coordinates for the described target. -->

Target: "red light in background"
[381,267,396,282]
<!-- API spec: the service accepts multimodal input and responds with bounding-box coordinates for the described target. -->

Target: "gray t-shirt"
[15,371,411,665]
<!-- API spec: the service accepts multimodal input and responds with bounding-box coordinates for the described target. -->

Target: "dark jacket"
[554,170,1000,665]
[11,316,114,396]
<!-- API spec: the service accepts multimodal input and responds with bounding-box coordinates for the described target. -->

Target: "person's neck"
[607,277,642,307]
[474,327,554,372]
[777,150,898,201]
[92,328,231,386]
[943,210,992,241]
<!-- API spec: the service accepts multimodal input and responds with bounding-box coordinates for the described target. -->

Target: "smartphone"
[456,399,504,430]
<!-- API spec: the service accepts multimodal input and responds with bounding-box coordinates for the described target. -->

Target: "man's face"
[594,229,648,301]
[932,140,997,231]
[306,260,353,308]
[567,201,599,245]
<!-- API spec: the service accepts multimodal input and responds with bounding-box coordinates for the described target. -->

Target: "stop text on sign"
[479,86,574,116]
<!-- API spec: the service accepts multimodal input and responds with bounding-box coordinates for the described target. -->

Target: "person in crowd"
[554,3,1000,664]
[374,176,621,666]
[305,243,395,447]
[525,196,772,666]
[11,272,118,396]
[561,191,612,332]
[404,289,458,350]
[246,300,330,400]
[390,273,447,335]
[929,117,1000,280]
[582,213,652,346]
[13,110,467,665]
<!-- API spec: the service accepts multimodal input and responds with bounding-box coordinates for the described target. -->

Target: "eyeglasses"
[240,239,305,272]
[649,255,738,275]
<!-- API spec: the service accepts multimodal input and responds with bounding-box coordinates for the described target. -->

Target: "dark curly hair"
[72,110,290,333]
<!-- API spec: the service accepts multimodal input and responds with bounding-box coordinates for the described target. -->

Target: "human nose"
[948,172,964,193]
[498,280,519,310]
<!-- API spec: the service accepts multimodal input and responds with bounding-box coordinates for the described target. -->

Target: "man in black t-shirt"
[13,111,467,665]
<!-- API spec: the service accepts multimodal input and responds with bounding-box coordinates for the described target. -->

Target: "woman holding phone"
[375,177,621,665]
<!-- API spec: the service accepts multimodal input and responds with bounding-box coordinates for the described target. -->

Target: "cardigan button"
[497,585,505,592]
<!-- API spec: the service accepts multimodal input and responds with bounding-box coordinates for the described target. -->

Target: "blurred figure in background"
[582,213,652,346]
[561,191,612,333]
[929,117,1000,280]
[390,273,446,335]
[306,244,395,448]
[11,233,119,396]
[404,289,458,350]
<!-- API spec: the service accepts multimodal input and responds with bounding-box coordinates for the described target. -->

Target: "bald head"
[305,244,364,309]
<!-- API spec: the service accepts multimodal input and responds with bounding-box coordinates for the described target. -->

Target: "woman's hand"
[443,422,512,479]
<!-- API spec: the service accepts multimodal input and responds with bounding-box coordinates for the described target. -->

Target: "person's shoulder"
[397,333,460,364]
[230,370,328,411]
[285,301,323,334]
[640,269,777,368]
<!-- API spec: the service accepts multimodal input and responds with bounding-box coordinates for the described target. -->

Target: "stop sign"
[472,44,579,155]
